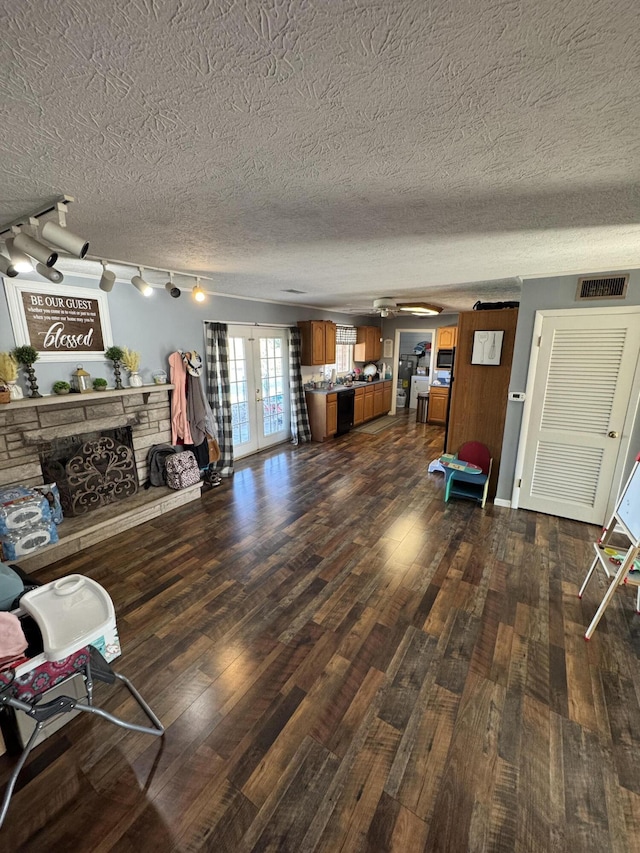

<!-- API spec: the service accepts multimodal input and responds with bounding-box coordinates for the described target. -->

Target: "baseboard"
[494,498,511,508]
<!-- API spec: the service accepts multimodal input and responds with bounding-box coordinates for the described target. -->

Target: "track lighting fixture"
[41,219,89,258]
[13,231,57,267]
[5,238,34,273]
[0,252,18,277]
[99,263,116,292]
[192,278,206,303]
[35,263,64,283]
[165,272,181,298]
[131,268,153,296]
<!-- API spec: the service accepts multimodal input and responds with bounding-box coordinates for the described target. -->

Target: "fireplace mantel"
[7,384,175,409]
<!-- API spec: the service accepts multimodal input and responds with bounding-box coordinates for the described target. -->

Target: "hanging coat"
[169,352,193,444]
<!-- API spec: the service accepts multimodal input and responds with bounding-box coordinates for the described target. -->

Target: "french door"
[515,309,640,523]
[227,326,290,457]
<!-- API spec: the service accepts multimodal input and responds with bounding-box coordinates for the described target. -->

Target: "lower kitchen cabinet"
[305,391,338,441]
[354,388,365,425]
[382,381,392,412]
[428,386,449,425]
[363,386,375,421]
[306,381,394,441]
[374,383,384,416]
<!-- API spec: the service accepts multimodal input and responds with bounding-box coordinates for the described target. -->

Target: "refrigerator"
[398,354,419,406]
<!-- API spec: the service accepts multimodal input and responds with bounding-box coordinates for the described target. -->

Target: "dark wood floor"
[2,413,640,852]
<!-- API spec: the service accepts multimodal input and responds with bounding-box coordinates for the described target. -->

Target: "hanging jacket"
[186,373,207,447]
[169,352,193,444]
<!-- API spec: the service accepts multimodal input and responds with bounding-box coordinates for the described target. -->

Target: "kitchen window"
[335,344,353,374]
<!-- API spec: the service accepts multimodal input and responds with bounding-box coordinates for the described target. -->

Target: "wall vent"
[576,275,628,301]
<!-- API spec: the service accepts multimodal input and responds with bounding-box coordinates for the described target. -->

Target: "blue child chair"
[444,441,493,508]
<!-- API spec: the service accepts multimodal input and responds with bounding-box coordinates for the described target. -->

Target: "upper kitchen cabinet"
[355,326,381,362]
[437,326,458,349]
[298,321,337,365]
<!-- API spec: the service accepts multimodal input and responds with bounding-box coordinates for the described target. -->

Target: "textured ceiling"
[2,0,640,315]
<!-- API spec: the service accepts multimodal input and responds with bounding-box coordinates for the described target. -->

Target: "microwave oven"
[436,348,454,369]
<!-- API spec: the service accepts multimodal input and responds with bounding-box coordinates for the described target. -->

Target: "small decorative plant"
[105,345,124,363]
[12,345,39,366]
[93,377,108,391]
[12,345,41,398]
[104,345,124,390]
[53,381,70,395]
[121,347,141,373]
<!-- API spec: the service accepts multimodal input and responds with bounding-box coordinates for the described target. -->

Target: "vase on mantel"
[8,381,23,401]
[129,372,143,388]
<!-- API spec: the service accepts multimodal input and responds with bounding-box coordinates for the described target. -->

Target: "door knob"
[608,431,619,438]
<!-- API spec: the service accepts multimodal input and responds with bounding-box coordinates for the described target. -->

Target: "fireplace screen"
[40,427,139,517]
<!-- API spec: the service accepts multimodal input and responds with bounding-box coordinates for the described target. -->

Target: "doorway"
[512,307,640,523]
[227,326,291,458]
[391,328,435,413]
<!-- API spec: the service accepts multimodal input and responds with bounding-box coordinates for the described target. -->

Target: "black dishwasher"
[336,388,355,435]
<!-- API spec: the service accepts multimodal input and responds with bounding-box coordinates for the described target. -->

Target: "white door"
[516,311,640,523]
[227,326,290,457]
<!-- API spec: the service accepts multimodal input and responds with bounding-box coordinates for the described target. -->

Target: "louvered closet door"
[519,314,640,523]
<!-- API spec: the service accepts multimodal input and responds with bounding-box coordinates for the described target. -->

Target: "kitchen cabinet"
[363,385,375,421]
[428,386,449,425]
[382,381,392,413]
[305,390,338,441]
[298,320,337,365]
[374,383,385,416]
[354,387,365,425]
[355,326,381,362]
[437,326,457,349]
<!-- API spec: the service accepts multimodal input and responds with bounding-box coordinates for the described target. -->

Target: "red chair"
[444,441,493,507]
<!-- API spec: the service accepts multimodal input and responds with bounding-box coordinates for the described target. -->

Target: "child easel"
[579,454,640,639]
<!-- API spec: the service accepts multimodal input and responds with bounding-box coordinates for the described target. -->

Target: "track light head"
[5,238,34,272]
[165,281,181,298]
[192,279,206,303]
[36,263,64,283]
[99,264,116,292]
[0,252,18,277]
[13,231,57,267]
[131,270,153,296]
[41,220,89,258]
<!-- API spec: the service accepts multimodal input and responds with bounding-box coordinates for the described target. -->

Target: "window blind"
[336,325,357,344]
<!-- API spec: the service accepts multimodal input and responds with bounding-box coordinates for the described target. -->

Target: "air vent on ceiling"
[576,275,628,301]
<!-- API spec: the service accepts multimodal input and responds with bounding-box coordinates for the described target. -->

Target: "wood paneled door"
[446,308,518,497]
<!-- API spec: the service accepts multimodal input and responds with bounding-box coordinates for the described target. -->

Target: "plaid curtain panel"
[289,327,312,445]
[205,322,234,477]
[336,325,357,344]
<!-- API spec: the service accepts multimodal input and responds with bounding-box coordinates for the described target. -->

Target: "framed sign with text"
[4,279,113,362]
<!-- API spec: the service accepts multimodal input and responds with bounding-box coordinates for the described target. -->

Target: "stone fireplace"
[0,386,201,570]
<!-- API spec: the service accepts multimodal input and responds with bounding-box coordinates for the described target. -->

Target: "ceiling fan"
[372,297,442,318]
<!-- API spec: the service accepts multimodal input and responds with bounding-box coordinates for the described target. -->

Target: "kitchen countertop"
[305,379,389,395]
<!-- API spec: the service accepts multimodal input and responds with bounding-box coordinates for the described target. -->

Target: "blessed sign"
[22,291,105,353]
[4,279,113,362]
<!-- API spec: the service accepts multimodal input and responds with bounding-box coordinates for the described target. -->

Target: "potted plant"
[12,345,41,398]
[93,377,108,391]
[53,381,71,395]
[121,346,143,387]
[105,345,125,390]
[0,352,21,401]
